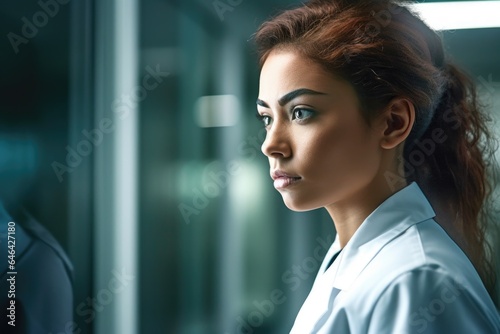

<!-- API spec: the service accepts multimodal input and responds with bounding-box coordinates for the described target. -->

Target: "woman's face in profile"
[257,49,385,211]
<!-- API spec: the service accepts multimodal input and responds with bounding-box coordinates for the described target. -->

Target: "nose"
[261,123,291,159]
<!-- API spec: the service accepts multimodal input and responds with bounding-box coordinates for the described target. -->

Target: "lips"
[271,170,301,190]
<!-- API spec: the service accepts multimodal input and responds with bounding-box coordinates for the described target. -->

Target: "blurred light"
[0,136,38,174]
[412,1,500,30]
[194,95,240,128]
[229,160,266,215]
[0,136,38,199]
[171,161,199,199]
[172,160,237,205]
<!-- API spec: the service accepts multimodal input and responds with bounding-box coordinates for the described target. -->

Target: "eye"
[292,108,315,122]
[255,112,272,127]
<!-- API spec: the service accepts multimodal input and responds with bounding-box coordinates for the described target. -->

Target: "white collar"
[324,182,436,290]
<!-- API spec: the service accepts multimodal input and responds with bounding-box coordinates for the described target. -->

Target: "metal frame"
[94,0,139,333]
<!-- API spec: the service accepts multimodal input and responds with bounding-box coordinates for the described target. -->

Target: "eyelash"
[255,112,272,127]
[255,108,315,127]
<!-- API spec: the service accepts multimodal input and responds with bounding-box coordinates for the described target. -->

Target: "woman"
[254,0,500,332]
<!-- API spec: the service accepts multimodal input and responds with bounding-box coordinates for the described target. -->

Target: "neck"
[325,175,407,248]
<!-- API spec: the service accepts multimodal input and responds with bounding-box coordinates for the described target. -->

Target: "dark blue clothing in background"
[0,201,73,334]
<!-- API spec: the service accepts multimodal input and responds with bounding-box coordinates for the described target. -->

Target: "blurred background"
[0,0,499,333]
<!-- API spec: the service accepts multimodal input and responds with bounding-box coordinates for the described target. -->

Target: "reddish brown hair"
[254,0,498,298]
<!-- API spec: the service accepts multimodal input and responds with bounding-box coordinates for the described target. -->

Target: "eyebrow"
[256,88,328,108]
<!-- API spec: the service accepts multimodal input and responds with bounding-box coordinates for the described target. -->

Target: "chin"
[282,194,321,212]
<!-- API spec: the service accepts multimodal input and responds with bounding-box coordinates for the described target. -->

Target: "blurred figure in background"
[0,200,73,334]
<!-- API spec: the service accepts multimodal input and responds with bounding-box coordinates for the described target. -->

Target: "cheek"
[300,123,380,187]
[280,134,380,211]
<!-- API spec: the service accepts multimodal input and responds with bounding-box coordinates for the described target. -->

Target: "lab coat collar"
[326,181,436,290]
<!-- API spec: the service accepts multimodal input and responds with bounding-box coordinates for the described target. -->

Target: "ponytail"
[406,63,498,297]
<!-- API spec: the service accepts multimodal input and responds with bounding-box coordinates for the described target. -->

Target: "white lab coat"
[290,182,500,333]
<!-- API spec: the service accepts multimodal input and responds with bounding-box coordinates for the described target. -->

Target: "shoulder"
[367,266,500,334]
[370,218,475,283]
[365,218,493,307]
[0,206,74,332]
[337,219,500,332]
[1,206,73,279]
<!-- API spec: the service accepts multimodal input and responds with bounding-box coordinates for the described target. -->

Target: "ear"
[379,98,415,150]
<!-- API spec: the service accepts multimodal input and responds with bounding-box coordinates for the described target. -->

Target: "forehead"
[258,49,355,105]
[259,50,331,91]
